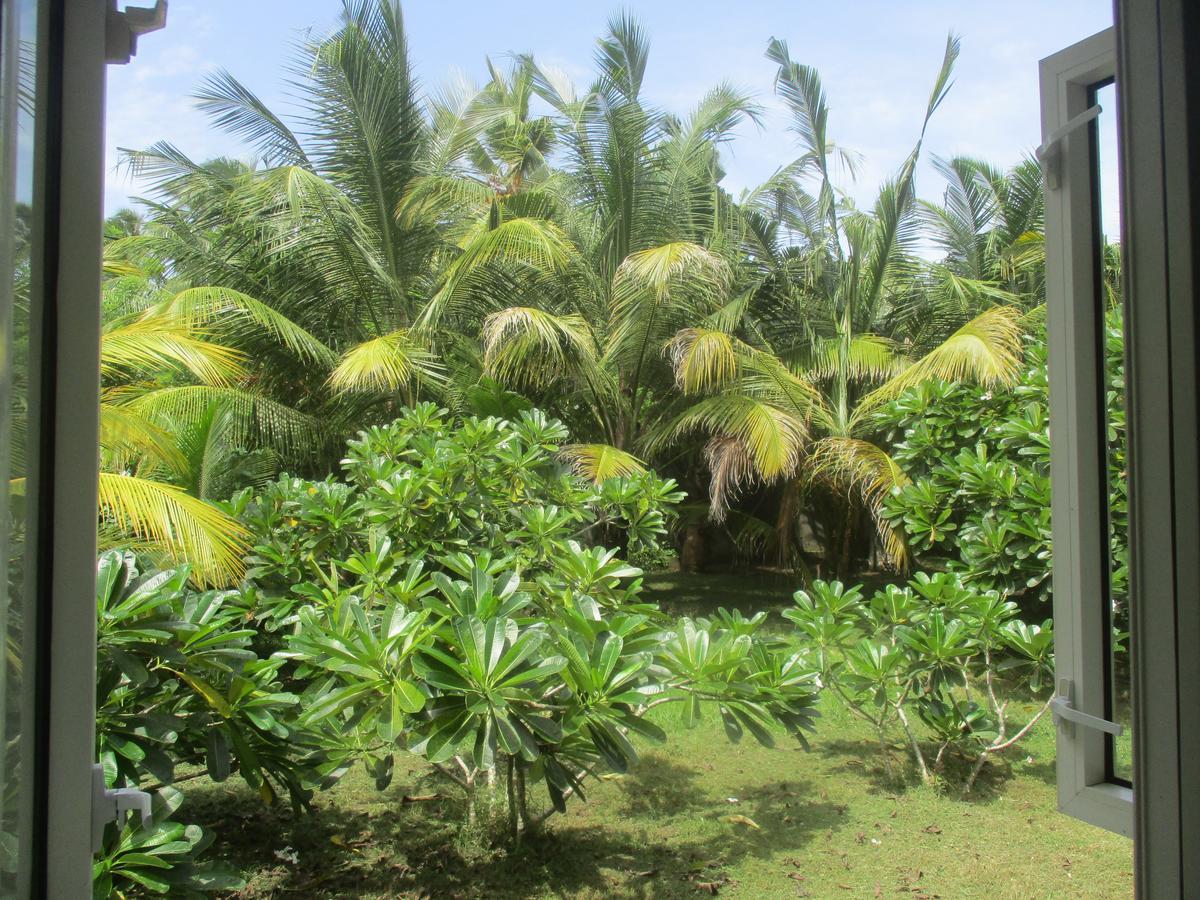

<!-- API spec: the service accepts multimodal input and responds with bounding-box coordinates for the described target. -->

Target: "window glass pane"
[0,0,37,888]
[1091,81,1131,783]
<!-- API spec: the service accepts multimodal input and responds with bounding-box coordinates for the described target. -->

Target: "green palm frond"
[329,329,444,395]
[420,217,576,329]
[854,305,1024,420]
[665,328,740,394]
[558,443,647,483]
[609,242,731,379]
[97,472,249,588]
[193,68,312,168]
[481,306,598,389]
[113,385,325,460]
[101,313,246,385]
[804,334,902,381]
[655,394,806,483]
[99,404,187,473]
[161,287,337,367]
[809,436,910,571]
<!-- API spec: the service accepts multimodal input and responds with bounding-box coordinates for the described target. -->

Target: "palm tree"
[921,155,1046,319]
[649,35,1025,574]
[115,0,444,431]
[346,14,761,480]
[96,282,330,585]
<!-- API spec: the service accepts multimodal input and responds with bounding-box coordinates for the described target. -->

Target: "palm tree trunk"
[837,498,857,580]
[776,480,800,569]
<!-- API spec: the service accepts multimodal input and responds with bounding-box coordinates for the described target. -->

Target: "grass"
[187,573,1133,898]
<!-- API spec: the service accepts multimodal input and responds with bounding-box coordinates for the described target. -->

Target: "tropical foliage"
[234,406,818,838]
[92,408,821,892]
[102,3,1041,581]
[784,574,1055,794]
[78,1,1137,892]
[878,302,1127,617]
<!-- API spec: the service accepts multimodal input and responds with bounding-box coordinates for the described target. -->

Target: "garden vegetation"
[42,0,1131,894]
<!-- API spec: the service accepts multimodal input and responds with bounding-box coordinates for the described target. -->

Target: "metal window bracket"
[1051,678,1124,737]
[105,0,168,65]
[91,764,152,852]
[1037,104,1102,190]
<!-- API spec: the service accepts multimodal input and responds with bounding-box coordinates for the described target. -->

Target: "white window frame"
[1040,27,1133,838]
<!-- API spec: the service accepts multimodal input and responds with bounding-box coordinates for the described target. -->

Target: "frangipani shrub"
[784,573,1053,794]
[234,406,820,839]
[93,550,332,896]
[877,313,1127,618]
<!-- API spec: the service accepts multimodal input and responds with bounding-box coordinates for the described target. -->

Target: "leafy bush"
[94,550,328,895]
[232,406,820,840]
[784,573,1054,794]
[877,313,1127,614]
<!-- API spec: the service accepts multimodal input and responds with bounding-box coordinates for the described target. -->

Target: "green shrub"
[877,313,1127,616]
[232,406,820,841]
[785,573,1054,794]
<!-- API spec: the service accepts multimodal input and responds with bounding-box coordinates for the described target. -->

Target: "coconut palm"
[345,14,762,479]
[649,35,1025,574]
[921,155,1046,319]
[96,282,330,585]
[116,0,444,420]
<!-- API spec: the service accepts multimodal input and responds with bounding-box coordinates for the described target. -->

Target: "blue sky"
[105,0,1116,226]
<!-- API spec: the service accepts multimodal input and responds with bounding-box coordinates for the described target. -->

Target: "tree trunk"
[515,760,531,834]
[506,756,521,845]
[837,498,857,581]
[680,525,705,572]
[776,480,800,569]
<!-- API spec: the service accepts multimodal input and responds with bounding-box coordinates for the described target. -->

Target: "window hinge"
[1051,678,1124,737]
[91,764,152,852]
[1036,104,1101,190]
[105,0,168,65]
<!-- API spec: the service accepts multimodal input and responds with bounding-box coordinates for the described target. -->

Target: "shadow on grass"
[616,751,709,817]
[811,736,1037,803]
[187,762,846,898]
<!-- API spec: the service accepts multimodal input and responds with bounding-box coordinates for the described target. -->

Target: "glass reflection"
[1091,82,1131,783]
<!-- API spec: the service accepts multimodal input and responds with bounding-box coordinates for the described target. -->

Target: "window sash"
[1040,26,1133,837]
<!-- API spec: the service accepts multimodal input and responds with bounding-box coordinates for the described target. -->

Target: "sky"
[105,0,1117,229]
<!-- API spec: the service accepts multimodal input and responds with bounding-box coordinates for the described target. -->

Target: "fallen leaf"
[724,814,760,830]
[695,881,720,895]
[402,793,439,803]
[923,825,942,835]
[635,869,657,878]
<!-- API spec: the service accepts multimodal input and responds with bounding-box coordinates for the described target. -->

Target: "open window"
[1040,27,1133,837]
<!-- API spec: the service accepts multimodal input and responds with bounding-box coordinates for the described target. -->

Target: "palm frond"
[656,394,806,484]
[419,217,576,329]
[162,287,337,366]
[665,328,740,394]
[114,385,326,461]
[854,305,1024,419]
[97,472,249,588]
[101,314,246,385]
[328,329,444,394]
[809,436,910,571]
[99,404,187,473]
[558,443,647,483]
[481,306,598,389]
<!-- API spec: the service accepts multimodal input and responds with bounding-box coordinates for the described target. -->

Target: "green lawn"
[189,574,1133,898]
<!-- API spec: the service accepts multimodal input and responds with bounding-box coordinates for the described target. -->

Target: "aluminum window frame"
[1040,26,1133,838]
